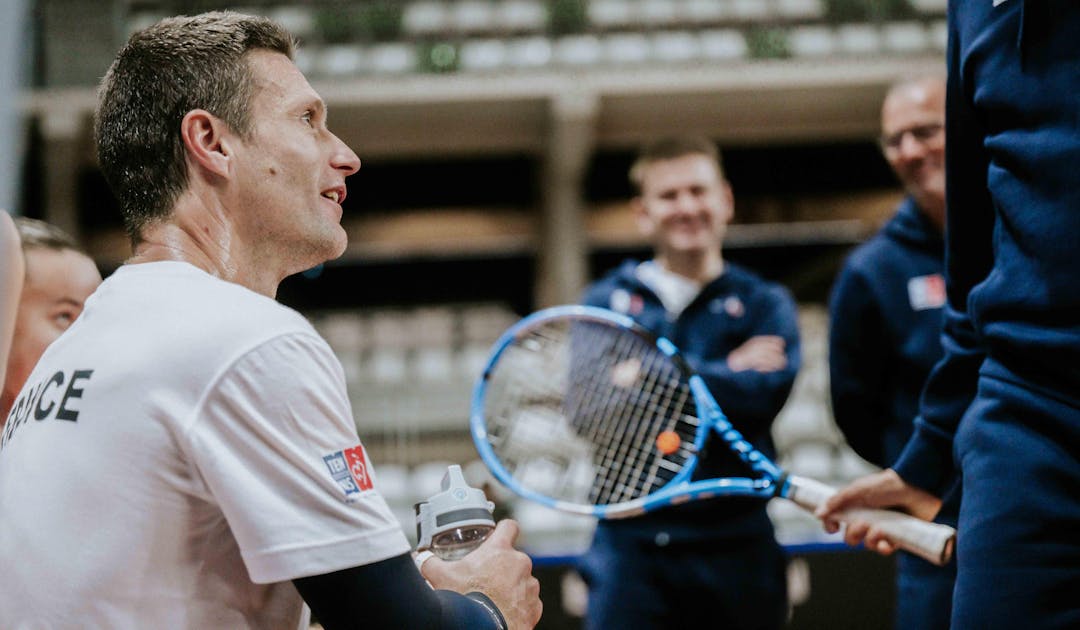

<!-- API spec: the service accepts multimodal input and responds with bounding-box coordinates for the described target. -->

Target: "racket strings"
[552,320,674,504]
[483,316,702,508]
[488,326,604,503]
[590,333,688,504]
[579,325,664,503]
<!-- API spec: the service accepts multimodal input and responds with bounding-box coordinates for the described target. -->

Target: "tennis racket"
[470,305,955,566]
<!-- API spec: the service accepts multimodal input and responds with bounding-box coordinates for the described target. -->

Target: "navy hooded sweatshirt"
[829,197,945,469]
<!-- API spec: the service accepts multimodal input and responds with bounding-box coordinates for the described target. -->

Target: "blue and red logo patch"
[323,444,374,501]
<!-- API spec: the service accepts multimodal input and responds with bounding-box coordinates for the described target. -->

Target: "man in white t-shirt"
[0,12,540,630]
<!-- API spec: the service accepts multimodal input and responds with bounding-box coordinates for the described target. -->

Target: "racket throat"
[772,472,791,498]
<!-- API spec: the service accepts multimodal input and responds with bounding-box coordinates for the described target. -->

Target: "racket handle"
[785,475,956,566]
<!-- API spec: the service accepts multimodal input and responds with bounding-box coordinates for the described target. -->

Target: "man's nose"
[330,133,361,176]
[674,191,699,213]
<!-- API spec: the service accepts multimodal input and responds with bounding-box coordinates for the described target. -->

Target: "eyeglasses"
[879,122,944,154]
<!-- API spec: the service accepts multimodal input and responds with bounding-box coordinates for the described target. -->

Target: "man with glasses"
[827,76,956,630]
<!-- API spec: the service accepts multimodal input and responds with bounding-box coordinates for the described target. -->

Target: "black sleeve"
[293,553,507,630]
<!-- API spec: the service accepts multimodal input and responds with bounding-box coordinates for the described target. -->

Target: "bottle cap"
[415,465,495,560]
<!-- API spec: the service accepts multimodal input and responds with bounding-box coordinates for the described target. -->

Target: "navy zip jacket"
[582,260,800,542]
[830,197,958,630]
[894,0,1080,496]
[829,198,945,469]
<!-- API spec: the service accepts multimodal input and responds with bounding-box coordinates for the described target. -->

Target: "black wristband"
[466,591,509,630]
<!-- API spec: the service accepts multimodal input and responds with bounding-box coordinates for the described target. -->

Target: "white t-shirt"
[635,260,703,316]
[0,261,411,629]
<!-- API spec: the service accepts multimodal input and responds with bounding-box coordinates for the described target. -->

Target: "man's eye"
[53,312,75,329]
[301,111,314,125]
[912,123,943,140]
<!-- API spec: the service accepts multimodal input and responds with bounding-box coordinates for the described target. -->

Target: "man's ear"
[719,180,735,224]
[180,109,234,179]
[632,196,655,239]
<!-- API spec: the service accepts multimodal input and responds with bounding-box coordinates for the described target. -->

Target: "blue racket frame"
[470,305,794,519]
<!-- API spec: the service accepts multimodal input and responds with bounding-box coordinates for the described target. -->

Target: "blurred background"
[5,0,945,626]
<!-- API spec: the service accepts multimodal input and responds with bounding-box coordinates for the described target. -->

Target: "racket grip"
[785,475,956,566]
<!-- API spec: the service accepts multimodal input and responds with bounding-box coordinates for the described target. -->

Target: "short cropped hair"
[13,217,84,254]
[95,11,295,243]
[883,74,947,105]
[628,136,724,194]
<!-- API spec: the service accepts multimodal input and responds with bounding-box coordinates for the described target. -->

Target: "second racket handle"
[785,475,956,567]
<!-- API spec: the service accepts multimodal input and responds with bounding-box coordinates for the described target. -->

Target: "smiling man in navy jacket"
[821,4,1080,628]
[576,136,800,630]
[828,76,957,630]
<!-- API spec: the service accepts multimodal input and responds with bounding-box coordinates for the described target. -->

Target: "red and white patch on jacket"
[908,274,946,311]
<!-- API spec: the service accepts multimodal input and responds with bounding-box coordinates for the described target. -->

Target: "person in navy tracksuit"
[575,136,800,630]
[828,77,957,630]
[822,4,1080,628]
